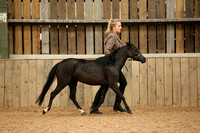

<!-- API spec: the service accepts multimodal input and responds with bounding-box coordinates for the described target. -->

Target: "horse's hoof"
[81,112,86,115]
[43,110,46,115]
[127,109,132,114]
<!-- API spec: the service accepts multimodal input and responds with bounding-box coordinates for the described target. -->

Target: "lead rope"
[125,65,129,72]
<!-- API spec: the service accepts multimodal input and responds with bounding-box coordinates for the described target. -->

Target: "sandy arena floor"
[0,106,200,133]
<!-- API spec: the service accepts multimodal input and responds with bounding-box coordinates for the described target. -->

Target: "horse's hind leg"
[43,85,65,115]
[69,80,86,115]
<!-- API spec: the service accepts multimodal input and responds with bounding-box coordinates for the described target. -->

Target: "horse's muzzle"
[137,54,146,63]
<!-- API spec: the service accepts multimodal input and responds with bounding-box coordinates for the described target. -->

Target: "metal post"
[0,0,9,59]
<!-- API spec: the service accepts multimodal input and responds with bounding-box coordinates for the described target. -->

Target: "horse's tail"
[35,63,59,106]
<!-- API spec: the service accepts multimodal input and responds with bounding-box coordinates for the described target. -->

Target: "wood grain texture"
[148,58,156,106]
[36,60,44,106]
[139,0,147,53]
[148,0,156,53]
[181,58,189,106]
[132,61,140,106]
[189,58,198,106]
[103,0,111,19]
[156,58,164,106]
[164,58,173,105]
[21,60,29,106]
[59,0,67,54]
[0,61,4,106]
[29,60,37,106]
[176,0,184,53]
[85,0,94,54]
[12,60,21,107]
[139,62,148,106]
[41,0,49,54]
[8,0,14,54]
[166,0,175,53]
[32,0,40,54]
[50,0,58,54]
[195,0,200,52]
[198,58,200,106]
[121,0,129,44]
[14,0,22,54]
[77,0,85,54]
[185,0,194,53]
[5,60,13,107]
[94,0,102,54]
[172,58,181,105]
[112,0,119,19]
[130,0,138,48]
[157,0,166,53]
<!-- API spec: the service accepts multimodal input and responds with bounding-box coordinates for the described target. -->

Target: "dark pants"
[91,71,127,109]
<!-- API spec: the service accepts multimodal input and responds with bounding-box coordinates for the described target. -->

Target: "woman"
[90,19,127,114]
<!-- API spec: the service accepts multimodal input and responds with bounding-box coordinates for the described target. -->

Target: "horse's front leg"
[110,84,132,114]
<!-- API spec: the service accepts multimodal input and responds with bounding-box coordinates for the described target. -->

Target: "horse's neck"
[115,47,128,71]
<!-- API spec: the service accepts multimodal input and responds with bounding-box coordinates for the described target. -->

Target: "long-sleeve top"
[104,31,123,56]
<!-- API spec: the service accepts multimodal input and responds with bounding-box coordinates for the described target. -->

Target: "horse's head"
[126,42,146,63]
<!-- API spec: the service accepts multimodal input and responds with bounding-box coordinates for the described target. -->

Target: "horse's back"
[55,58,82,83]
[56,58,94,77]
[73,59,108,85]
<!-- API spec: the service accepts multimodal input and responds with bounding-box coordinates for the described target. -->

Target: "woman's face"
[113,22,122,34]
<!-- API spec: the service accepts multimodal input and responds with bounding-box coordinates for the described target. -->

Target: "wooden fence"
[0,55,200,107]
[0,0,199,56]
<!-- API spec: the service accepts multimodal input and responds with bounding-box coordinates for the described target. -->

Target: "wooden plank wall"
[41,0,49,54]
[148,0,156,53]
[68,0,76,54]
[166,0,174,53]
[7,0,14,54]
[130,0,138,49]
[1,56,200,107]
[85,0,94,54]
[23,0,31,54]
[32,0,40,54]
[176,0,184,53]
[2,0,199,55]
[185,0,194,53]
[14,0,22,54]
[157,0,166,53]
[77,0,85,54]
[195,0,200,53]
[50,0,58,54]
[139,0,147,53]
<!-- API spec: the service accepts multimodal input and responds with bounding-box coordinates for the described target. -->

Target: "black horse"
[36,42,146,115]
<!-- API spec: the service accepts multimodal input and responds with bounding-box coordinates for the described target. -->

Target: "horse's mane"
[95,48,121,66]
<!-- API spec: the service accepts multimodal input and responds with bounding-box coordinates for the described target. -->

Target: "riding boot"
[113,97,127,112]
[90,87,103,114]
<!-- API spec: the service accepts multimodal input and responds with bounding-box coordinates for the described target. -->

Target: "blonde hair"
[105,19,121,38]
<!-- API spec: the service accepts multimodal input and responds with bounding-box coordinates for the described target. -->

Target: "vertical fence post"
[0,0,9,59]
